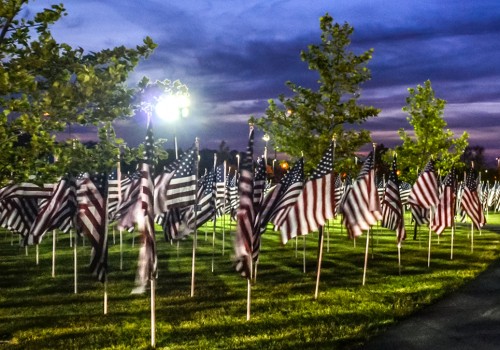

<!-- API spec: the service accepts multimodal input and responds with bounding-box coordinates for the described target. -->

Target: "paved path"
[362,258,500,349]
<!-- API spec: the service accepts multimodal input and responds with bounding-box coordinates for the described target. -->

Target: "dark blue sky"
[31,0,500,164]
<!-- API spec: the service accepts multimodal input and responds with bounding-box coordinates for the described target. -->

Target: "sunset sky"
[29,0,500,164]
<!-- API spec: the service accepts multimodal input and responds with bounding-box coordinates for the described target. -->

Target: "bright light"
[155,94,190,121]
[262,133,270,142]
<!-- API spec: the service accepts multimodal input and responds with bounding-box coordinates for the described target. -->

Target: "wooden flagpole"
[247,259,253,321]
[104,276,108,315]
[104,181,110,315]
[314,226,325,299]
[151,277,156,347]
[362,228,370,286]
[211,153,217,273]
[222,160,227,256]
[450,224,455,260]
[52,230,56,277]
[397,242,402,275]
[74,233,78,294]
[326,220,330,253]
[470,222,474,253]
[190,138,200,297]
[303,236,306,273]
[120,229,123,270]
[428,206,433,268]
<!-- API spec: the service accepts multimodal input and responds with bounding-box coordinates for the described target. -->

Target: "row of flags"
[0,123,489,287]
[233,127,487,281]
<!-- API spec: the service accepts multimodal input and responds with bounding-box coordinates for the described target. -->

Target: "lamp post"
[155,93,190,159]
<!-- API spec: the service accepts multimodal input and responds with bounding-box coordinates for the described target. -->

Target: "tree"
[391,80,468,182]
[251,14,380,173]
[0,1,156,185]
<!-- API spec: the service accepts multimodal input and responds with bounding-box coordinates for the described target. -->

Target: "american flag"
[431,167,456,235]
[341,151,382,239]
[460,168,486,230]
[162,207,191,241]
[399,181,412,205]
[278,142,336,244]
[260,158,304,233]
[165,145,198,209]
[0,182,53,238]
[408,160,438,210]
[333,173,344,216]
[114,171,142,231]
[227,171,239,218]
[0,197,39,238]
[133,161,157,289]
[215,163,226,216]
[76,173,108,282]
[107,169,133,221]
[190,169,217,228]
[234,126,256,278]
[381,157,405,243]
[27,177,77,245]
[0,182,53,201]
[153,170,175,216]
[257,158,304,235]
[249,157,268,263]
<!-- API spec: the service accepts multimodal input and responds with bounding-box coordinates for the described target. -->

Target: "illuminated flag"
[234,126,256,278]
[279,142,335,244]
[431,167,456,235]
[165,146,197,209]
[381,156,405,243]
[76,173,108,282]
[461,168,486,230]
[27,177,77,245]
[341,152,382,239]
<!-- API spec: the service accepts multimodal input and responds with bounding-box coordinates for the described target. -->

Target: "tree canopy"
[0,0,156,185]
[251,14,380,174]
[390,80,468,182]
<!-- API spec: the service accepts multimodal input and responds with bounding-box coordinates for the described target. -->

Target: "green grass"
[1,214,499,350]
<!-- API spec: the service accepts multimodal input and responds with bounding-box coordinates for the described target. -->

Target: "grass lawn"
[1,213,499,349]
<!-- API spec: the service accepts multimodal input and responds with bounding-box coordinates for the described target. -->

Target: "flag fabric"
[215,163,226,216]
[165,145,198,209]
[408,160,439,210]
[27,177,77,245]
[107,169,134,221]
[407,160,438,227]
[278,142,336,244]
[227,171,239,218]
[381,156,405,243]
[431,167,456,235]
[234,126,256,278]
[0,182,52,201]
[333,173,344,216]
[399,181,412,205]
[257,158,304,234]
[76,173,109,282]
[341,151,382,239]
[0,197,39,238]
[114,171,142,231]
[461,168,486,230]
[189,169,217,229]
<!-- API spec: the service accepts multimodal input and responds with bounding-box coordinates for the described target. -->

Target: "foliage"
[252,14,380,174]
[0,0,157,185]
[0,214,499,349]
[390,80,469,182]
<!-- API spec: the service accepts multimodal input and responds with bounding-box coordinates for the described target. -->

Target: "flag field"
[1,213,499,349]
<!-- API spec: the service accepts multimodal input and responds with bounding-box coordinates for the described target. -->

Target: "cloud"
[28,0,500,162]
